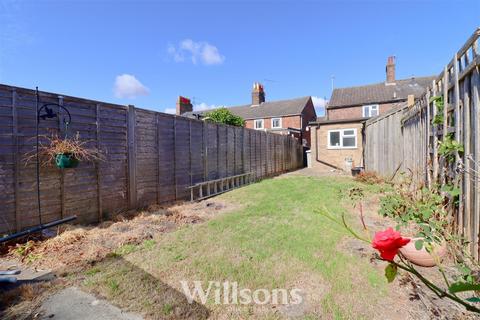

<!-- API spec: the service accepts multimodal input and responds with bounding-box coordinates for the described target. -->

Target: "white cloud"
[312,96,328,116]
[312,96,327,108]
[167,44,184,62]
[200,43,224,65]
[113,74,149,99]
[168,39,225,65]
[164,108,176,114]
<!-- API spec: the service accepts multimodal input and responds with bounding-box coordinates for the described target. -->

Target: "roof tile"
[185,96,312,119]
[328,76,435,108]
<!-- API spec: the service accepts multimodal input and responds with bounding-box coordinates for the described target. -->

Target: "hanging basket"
[55,153,79,169]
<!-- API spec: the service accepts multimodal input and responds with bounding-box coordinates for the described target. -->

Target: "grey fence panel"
[157,114,176,203]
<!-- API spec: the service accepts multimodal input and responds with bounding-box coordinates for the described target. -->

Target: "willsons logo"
[180,281,303,305]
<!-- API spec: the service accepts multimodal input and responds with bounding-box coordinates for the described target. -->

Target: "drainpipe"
[300,116,303,147]
[361,121,366,168]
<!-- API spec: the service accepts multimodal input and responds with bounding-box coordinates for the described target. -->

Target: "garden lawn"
[81,175,388,319]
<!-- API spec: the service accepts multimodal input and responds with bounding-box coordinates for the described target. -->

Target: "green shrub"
[379,179,449,246]
[204,108,244,127]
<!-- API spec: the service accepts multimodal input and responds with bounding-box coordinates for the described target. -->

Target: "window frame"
[362,104,379,117]
[254,119,264,130]
[271,117,282,129]
[327,128,357,149]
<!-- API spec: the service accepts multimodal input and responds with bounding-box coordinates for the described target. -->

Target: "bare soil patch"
[0,199,239,319]
[4,199,236,273]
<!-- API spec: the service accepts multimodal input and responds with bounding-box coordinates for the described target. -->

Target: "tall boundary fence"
[0,84,303,234]
[365,28,480,258]
[365,103,408,178]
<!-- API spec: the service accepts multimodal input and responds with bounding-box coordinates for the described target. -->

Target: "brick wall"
[244,115,301,130]
[327,101,402,120]
[244,99,316,147]
[310,122,364,171]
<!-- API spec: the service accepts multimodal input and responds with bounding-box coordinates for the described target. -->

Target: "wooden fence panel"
[0,87,16,233]
[227,127,235,177]
[97,104,128,216]
[16,92,62,229]
[254,131,261,178]
[135,109,158,207]
[242,129,250,175]
[218,125,227,179]
[0,84,304,234]
[234,127,243,175]
[206,123,218,181]
[190,120,205,186]
[157,114,176,203]
[174,117,191,200]
[365,104,407,177]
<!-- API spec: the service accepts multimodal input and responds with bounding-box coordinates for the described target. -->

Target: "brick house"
[308,57,435,171]
[178,83,317,147]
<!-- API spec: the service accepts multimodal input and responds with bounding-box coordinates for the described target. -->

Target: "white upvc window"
[363,104,379,117]
[271,118,282,129]
[328,128,357,149]
[254,119,264,130]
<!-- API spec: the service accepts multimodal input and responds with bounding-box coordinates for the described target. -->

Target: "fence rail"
[365,28,480,258]
[0,84,303,234]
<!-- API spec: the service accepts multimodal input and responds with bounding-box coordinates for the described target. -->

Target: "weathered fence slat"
[127,105,137,209]
[12,89,20,232]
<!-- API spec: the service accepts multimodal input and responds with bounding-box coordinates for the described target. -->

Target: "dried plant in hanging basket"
[25,132,104,167]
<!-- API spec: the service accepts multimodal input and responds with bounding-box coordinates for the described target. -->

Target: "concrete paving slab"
[40,286,143,320]
[0,259,54,284]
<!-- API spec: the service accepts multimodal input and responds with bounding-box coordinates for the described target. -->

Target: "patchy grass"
[81,176,388,319]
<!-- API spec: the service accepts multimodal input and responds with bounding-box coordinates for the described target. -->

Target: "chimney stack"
[386,56,396,84]
[251,82,265,105]
[176,96,193,115]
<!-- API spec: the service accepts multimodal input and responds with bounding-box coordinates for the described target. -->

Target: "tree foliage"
[204,108,244,127]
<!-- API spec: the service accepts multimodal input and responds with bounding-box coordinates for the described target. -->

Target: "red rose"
[372,228,410,261]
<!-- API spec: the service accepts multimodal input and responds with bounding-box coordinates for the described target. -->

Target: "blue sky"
[1,0,479,116]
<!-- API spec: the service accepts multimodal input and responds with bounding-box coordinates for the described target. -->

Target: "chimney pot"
[386,56,396,84]
[176,96,193,115]
[251,82,265,105]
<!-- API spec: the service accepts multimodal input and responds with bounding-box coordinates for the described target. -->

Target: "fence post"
[127,104,137,209]
[173,116,177,200]
[439,66,449,186]
[58,96,66,219]
[189,119,193,189]
[472,64,480,259]
[12,89,20,232]
[96,103,103,222]
[463,67,472,249]
[241,128,245,174]
[432,80,439,183]
[203,121,208,182]
[273,135,277,173]
[453,53,465,237]
[216,125,220,179]
[233,127,236,175]
[426,90,431,187]
[156,113,161,204]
